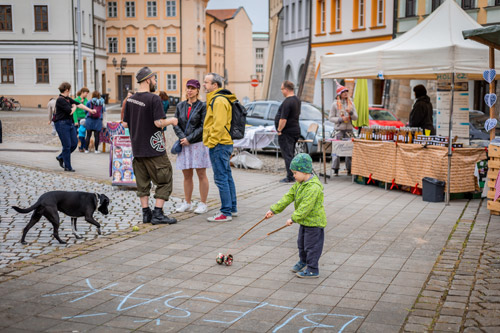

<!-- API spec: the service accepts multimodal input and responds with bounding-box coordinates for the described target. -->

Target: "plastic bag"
[230,151,263,169]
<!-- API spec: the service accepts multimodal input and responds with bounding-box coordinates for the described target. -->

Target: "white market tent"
[319,0,498,203]
[320,0,499,80]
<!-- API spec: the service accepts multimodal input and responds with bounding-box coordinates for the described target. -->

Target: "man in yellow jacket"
[203,72,238,222]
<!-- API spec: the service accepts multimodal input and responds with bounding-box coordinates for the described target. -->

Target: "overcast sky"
[206,0,269,32]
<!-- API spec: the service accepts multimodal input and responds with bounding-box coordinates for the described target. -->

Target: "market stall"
[320,0,498,201]
[463,25,500,213]
[351,139,486,193]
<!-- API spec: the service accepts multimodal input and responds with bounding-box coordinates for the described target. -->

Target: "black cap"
[136,67,155,83]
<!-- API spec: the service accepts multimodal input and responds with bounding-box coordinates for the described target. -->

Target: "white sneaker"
[194,202,208,214]
[84,150,89,154]
[176,201,192,213]
[95,150,101,154]
[232,211,238,217]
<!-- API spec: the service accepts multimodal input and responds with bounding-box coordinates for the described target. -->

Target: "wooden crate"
[488,145,500,215]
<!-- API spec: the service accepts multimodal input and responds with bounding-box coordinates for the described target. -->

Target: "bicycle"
[0,96,21,111]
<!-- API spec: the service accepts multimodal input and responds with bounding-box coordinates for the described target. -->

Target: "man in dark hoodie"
[409,84,435,135]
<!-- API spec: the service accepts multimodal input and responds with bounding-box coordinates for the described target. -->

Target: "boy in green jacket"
[265,153,327,278]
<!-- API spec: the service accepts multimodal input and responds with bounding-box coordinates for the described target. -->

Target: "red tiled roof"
[206,9,238,21]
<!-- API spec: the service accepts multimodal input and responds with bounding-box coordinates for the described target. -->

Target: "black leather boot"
[152,207,177,225]
[142,207,152,223]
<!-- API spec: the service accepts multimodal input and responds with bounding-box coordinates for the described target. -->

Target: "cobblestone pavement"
[2,108,499,332]
[0,163,191,268]
[401,199,500,332]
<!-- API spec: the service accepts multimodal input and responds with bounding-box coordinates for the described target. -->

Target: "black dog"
[12,191,110,245]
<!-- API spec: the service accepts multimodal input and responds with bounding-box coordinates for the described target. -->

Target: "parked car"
[369,107,405,128]
[433,109,500,143]
[244,101,335,154]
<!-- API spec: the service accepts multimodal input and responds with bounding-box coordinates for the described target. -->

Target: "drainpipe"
[179,0,183,99]
[208,18,215,72]
[297,0,312,99]
[72,0,76,96]
[92,0,96,91]
[223,23,227,85]
[76,0,83,91]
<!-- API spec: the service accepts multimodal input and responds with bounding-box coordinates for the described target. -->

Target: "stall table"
[351,139,486,193]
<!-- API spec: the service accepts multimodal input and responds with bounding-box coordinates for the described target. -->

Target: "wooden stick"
[237,217,267,240]
[266,224,290,236]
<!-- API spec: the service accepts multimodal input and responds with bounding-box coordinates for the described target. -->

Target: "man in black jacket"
[409,84,435,135]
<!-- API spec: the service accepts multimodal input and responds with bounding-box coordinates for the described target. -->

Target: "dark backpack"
[210,93,247,140]
[89,103,103,119]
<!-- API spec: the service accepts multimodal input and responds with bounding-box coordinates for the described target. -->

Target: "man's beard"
[149,81,156,93]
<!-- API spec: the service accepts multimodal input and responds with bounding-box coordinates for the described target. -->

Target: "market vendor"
[329,83,358,176]
[409,84,435,135]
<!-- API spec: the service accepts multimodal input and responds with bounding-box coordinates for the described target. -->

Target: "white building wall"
[311,0,394,106]
[282,0,309,94]
[0,0,100,107]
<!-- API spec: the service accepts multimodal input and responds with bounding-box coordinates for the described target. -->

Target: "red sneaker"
[207,212,232,222]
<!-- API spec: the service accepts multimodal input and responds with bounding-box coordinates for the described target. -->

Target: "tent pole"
[321,78,327,184]
[446,73,455,205]
[490,47,496,141]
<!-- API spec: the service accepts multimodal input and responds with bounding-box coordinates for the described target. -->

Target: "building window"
[431,0,444,11]
[147,36,157,53]
[291,3,295,33]
[125,1,135,17]
[298,0,302,31]
[358,0,365,28]
[89,14,92,36]
[147,1,157,17]
[306,0,310,30]
[285,5,289,34]
[405,0,416,17]
[108,1,117,17]
[1,58,14,83]
[166,36,177,52]
[108,37,118,53]
[256,48,264,59]
[462,0,474,9]
[376,0,384,25]
[332,0,341,31]
[34,5,48,32]
[167,74,177,90]
[36,59,49,83]
[320,0,326,33]
[256,64,263,73]
[126,37,136,53]
[496,0,500,6]
[0,5,12,31]
[82,10,85,35]
[166,1,176,17]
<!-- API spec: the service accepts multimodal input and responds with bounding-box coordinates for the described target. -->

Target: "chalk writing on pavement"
[43,279,363,332]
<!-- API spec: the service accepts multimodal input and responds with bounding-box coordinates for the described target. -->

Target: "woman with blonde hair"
[173,79,210,214]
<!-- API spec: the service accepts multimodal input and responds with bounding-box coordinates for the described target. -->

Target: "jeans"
[278,133,299,181]
[209,144,237,216]
[86,130,100,151]
[297,225,324,274]
[55,119,78,170]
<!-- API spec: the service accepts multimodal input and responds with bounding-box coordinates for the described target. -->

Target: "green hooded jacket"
[270,175,327,228]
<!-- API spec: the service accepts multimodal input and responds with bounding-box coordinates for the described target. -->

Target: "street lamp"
[112,57,127,103]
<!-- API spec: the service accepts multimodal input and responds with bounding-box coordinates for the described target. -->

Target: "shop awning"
[463,25,500,51]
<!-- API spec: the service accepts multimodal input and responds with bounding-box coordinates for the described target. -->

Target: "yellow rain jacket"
[203,88,237,148]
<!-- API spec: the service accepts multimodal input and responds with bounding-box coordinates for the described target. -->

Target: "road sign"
[251,79,259,87]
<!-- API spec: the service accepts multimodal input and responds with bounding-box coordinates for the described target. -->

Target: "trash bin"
[422,177,445,202]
